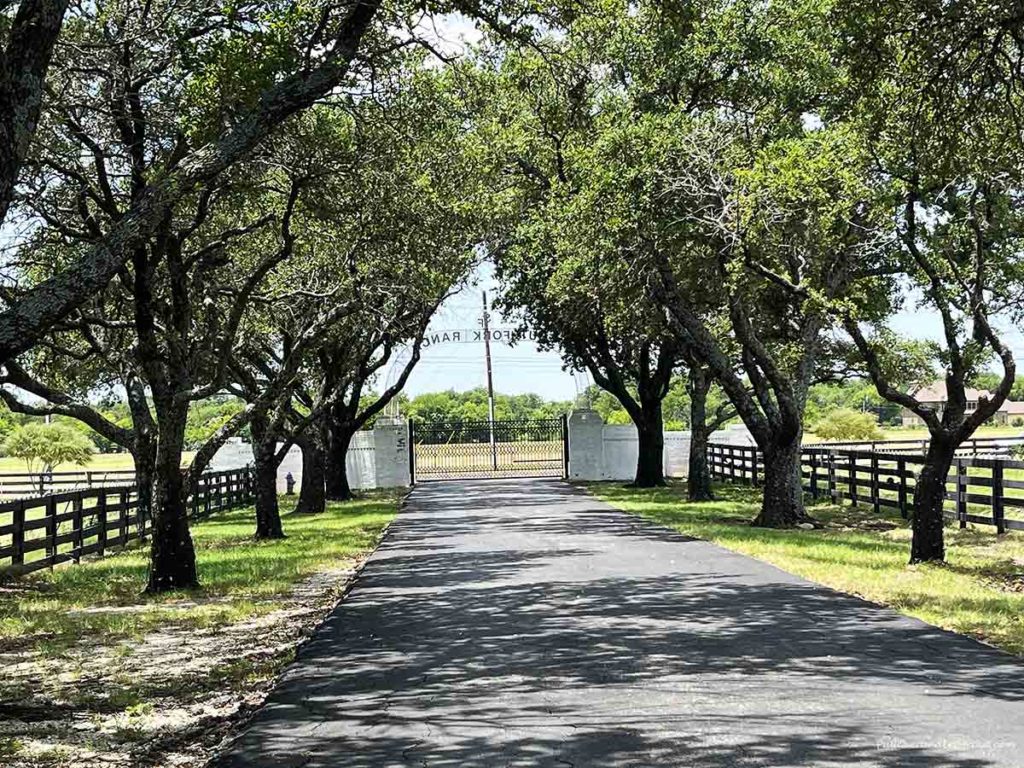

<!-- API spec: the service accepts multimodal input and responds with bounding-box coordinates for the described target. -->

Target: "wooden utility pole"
[482,291,498,469]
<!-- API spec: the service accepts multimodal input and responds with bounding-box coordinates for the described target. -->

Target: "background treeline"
[4,375,1018,462]
[0,397,247,454]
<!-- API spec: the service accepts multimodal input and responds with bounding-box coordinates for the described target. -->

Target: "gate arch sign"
[419,327,538,347]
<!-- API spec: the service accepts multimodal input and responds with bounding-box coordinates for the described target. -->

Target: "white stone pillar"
[568,409,605,480]
[373,417,411,488]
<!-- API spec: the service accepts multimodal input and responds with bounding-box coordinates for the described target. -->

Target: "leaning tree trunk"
[325,422,356,501]
[633,404,666,488]
[294,436,326,515]
[251,413,284,540]
[751,431,808,527]
[687,369,714,501]
[910,437,954,563]
[146,406,198,592]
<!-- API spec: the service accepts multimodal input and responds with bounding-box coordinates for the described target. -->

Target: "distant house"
[999,400,1024,425]
[901,381,1024,426]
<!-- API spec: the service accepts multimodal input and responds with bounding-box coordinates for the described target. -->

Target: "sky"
[6,9,1024,404]
[398,263,1024,402]
[400,263,582,401]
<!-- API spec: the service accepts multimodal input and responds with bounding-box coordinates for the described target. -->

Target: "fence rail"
[0,469,138,500]
[804,434,1024,456]
[707,443,1024,533]
[0,466,253,578]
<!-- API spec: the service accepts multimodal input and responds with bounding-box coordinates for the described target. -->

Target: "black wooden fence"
[707,443,1024,533]
[802,435,1024,456]
[0,466,254,578]
[0,469,138,499]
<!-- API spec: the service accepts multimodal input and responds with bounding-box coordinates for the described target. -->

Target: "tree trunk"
[0,0,70,226]
[687,368,714,501]
[325,421,356,501]
[752,433,808,527]
[688,427,713,502]
[294,437,326,514]
[633,404,666,487]
[145,407,198,592]
[132,441,156,540]
[910,438,953,563]
[251,413,284,540]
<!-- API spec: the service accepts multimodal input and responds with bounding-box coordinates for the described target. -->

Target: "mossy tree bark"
[294,431,327,515]
[251,411,285,540]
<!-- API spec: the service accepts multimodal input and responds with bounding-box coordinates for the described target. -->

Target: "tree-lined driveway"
[216,479,1024,767]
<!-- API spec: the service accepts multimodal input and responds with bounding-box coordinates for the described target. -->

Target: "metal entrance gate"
[410,417,568,481]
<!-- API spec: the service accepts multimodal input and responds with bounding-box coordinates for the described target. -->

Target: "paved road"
[217,479,1024,767]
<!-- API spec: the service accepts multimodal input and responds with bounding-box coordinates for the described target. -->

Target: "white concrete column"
[568,409,605,480]
[373,417,411,488]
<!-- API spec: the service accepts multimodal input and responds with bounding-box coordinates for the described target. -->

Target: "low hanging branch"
[0,0,69,225]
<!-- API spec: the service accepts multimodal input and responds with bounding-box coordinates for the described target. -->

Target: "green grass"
[589,481,1024,655]
[0,492,398,655]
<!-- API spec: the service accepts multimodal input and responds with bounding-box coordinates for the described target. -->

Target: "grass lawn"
[0,491,399,766]
[589,481,1024,656]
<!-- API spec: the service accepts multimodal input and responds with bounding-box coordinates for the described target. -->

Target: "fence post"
[750,447,759,488]
[828,451,837,502]
[97,491,107,556]
[848,453,857,507]
[957,459,967,529]
[72,494,84,563]
[897,458,908,519]
[810,453,819,499]
[871,454,880,515]
[45,495,58,565]
[12,500,25,566]
[120,488,129,544]
[992,462,1005,535]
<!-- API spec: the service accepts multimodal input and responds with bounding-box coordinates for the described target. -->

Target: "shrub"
[812,408,884,442]
[1012,417,1024,428]
[2,423,95,477]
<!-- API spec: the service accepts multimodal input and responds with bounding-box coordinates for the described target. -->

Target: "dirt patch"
[0,565,363,767]
[823,512,902,532]
[981,570,1024,593]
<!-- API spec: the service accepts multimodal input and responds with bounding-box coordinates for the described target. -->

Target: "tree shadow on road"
[214,479,1024,767]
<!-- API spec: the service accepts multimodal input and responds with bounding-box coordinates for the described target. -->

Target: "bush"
[1012,417,1024,428]
[1,423,95,476]
[812,408,884,442]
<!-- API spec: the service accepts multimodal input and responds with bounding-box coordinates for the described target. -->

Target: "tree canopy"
[2,0,1023,583]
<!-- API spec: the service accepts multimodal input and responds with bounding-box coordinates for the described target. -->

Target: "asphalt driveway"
[215,478,1024,767]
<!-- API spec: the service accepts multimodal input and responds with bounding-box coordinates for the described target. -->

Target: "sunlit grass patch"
[0,490,399,767]
[0,491,399,655]
[589,481,1024,655]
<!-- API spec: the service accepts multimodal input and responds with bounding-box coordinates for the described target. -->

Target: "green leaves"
[1,423,95,474]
